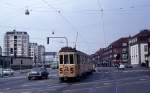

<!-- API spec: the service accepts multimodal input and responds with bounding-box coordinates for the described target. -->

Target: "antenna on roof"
[74,32,78,49]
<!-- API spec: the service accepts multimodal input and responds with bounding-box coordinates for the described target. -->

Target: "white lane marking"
[0,92,4,93]
[0,88,11,91]
[21,91,31,93]
[63,79,150,93]
[104,82,112,85]
[73,75,150,86]
[63,85,113,93]
[117,79,150,87]
[48,85,67,89]
[140,78,146,81]
[5,88,10,90]
[22,84,30,87]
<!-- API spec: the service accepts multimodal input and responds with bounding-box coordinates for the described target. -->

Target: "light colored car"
[119,64,125,70]
[3,69,14,76]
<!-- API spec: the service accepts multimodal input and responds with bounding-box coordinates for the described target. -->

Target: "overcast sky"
[0,0,150,54]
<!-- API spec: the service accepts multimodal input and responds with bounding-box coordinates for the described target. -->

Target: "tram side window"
[77,55,80,64]
[59,55,63,64]
[70,54,74,64]
[64,55,69,64]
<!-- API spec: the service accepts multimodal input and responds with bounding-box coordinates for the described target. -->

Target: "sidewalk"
[95,66,150,73]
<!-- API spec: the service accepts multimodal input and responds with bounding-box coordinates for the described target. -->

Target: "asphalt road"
[1,67,150,93]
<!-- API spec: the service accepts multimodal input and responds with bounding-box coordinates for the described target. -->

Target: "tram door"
[77,55,80,75]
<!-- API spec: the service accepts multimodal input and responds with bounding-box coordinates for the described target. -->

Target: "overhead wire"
[40,0,90,49]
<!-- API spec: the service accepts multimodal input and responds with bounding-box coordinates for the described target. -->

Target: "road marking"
[140,78,146,81]
[104,82,112,85]
[21,91,32,93]
[22,84,30,87]
[48,85,67,89]
[5,88,10,90]
[63,85,113,93]
[64,79,150,93]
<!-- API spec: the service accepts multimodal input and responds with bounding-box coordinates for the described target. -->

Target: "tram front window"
[59,55,63,64]
[64,55,69,64]
[70,54,74,64]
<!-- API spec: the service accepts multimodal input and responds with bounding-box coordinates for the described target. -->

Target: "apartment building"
[93,37,129,66]
[129,29,150,66]
[110,37,129,65]
[4,30,29,57]
[29,43,38,64]
[38,45,45,64]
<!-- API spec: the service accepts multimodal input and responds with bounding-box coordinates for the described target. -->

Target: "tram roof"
[59,47,89,56]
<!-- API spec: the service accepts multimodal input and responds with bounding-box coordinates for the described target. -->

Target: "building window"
[122,48,127,53]
[122,54,128,59]
[14,36,17,39]
[11,58,13,64]
[144,45,148,52]
[122,43,127,46]
[10,48,13,54]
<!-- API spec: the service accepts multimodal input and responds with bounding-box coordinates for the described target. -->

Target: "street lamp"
[25,9,30,15]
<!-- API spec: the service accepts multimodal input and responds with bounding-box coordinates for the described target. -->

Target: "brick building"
[93,37,129,67]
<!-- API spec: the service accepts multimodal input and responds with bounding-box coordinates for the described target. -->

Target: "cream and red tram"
[58,47,94,81]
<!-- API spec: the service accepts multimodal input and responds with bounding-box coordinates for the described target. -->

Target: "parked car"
[125,64,133,68]
[118,64,125,70]
[27,67,49,80]
[3,68,14,76]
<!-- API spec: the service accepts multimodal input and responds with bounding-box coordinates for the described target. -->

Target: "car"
[125,64,133,68]
[27,67,49,80]
[118,64,125,70]
[3,68,14,76]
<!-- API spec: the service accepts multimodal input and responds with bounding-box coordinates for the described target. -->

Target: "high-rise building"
[4,30,29,57]
[38,45,45,64]
[29,43,38,64]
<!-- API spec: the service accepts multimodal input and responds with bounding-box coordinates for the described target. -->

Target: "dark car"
[125,64,133,68]
[27,67,49,80]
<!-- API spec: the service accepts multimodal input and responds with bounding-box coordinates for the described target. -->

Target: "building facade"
[38,45,45,65]
[110,37,129,65]
[0,56,33,70]
[129,30,150,66]
[0,46,2,56]
[4,30,29,57]
[44,52,58,67]
[93,37,129,67]
[29,43,38,64]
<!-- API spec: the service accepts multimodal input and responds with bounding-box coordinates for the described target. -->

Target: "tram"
[58,47,95,81]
